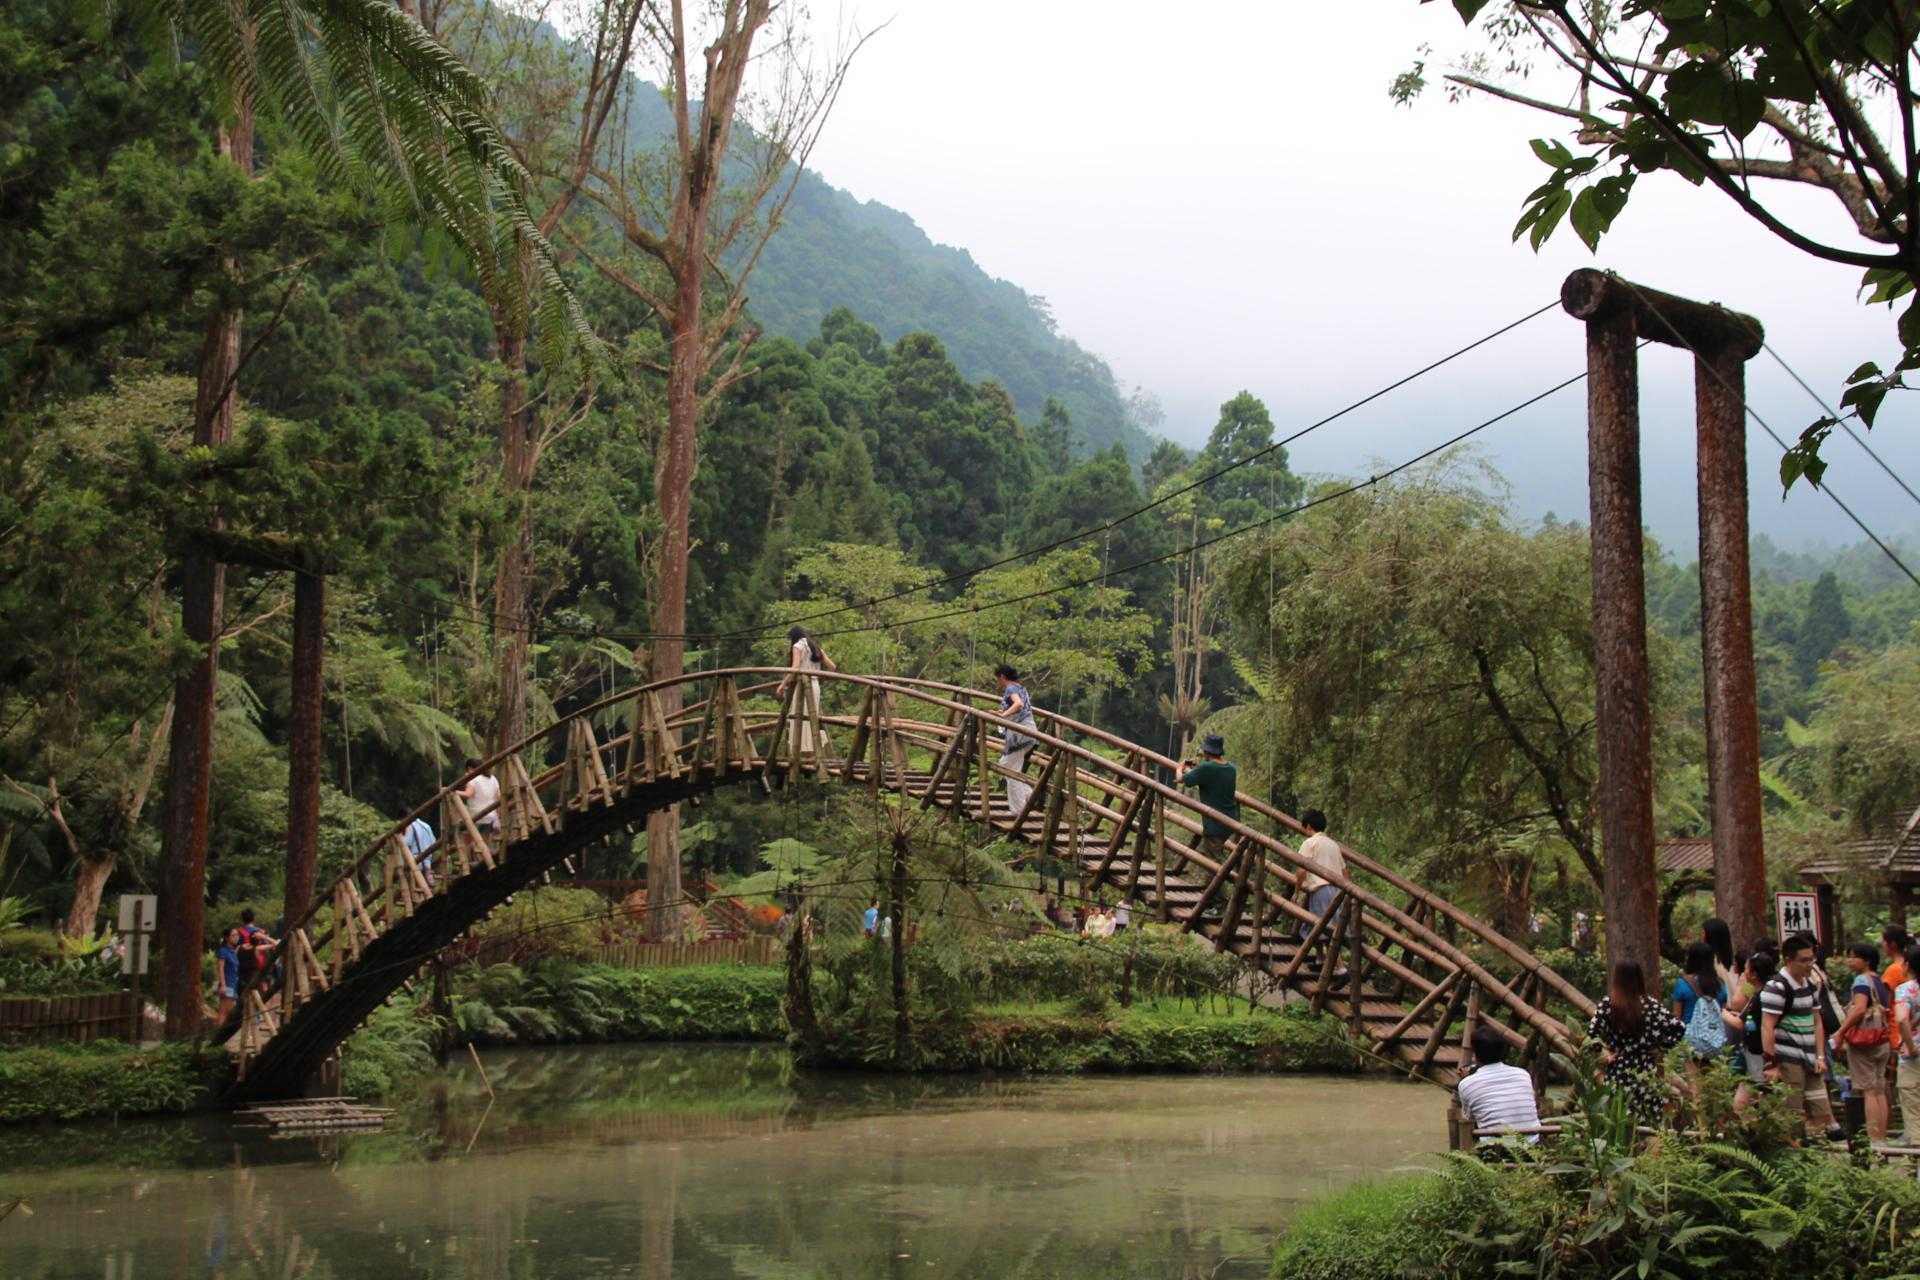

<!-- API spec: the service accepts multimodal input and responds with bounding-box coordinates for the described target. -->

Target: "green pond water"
[1,1044,1448,1279]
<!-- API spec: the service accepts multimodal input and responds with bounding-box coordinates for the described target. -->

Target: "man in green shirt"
[1180,735,1239,858]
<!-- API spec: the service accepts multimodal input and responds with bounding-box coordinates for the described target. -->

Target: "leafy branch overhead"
[134,0,597,368]
[1408,0,1920,489]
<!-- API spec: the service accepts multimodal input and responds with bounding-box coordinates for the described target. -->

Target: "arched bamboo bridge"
[222,670,1593,1102]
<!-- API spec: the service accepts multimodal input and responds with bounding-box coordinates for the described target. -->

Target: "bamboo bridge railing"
[221,670,1591,1102]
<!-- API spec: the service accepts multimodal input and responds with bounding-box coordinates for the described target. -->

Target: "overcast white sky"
[786,0,1920,552]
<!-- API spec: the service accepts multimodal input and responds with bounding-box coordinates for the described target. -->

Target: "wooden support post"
[1375,970,1460,1047]
[685,687,720,778]
[1459,983,1483,1070]
[502,755,553,842]
[841,687,875,783]
[1218,840,1255,951]
[1275,889,1344,991]
[1417,973,1472,1077]
[921,716,973,811]
[1564,273,1661,983]
[805,678,832,776]
[1124,791,1153,903]
[1348,893,1367,1040]
[1249,846,1267,967]
[1309,898,1348,1015]
[1180,841,1241,936]
[1089,782,1150,892]
[1696,344,1769,949]
[979,718,994,826]
[763,681,796,789]
[1154,794,1168,924]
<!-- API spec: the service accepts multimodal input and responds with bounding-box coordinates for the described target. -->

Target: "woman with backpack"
[1832,941,1895,1140]
[1672,942,1732,1065]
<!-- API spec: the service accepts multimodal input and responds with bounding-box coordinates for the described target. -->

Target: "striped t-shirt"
[1456,1062,1539,1140]
[1759,971,1823,1069]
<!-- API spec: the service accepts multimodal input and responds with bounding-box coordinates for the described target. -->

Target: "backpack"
[1684,987,1728,1058]
[1846,976,1891,1048]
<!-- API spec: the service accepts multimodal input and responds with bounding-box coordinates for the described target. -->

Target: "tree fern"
[93,0,596,368]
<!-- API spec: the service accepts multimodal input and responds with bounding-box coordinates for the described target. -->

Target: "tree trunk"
[492,323,533,752]
[889,829,910,1065]
[283,570,324,931]
[161,110,253,1040]
[65,857,114,939]
[643,265,703,943]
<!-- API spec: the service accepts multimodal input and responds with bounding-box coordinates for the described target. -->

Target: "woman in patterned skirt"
[1587,959,1686,1120]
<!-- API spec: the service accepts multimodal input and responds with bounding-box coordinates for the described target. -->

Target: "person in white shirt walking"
[1295,809,1345,938]
[460,758,503,841]
[1456,1025,1541,1143]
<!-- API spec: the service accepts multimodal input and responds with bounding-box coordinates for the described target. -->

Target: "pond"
[2,1044,1448,1279]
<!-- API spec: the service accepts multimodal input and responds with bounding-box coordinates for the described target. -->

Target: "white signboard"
[119,932,150,977]
[1775,891,1821,943]
[116,894,156,933]
[116,893,157,977]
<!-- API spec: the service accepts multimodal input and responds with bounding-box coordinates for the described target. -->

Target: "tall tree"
[440,0,646,752]
[1796,570,1853,684]
[563,2,870,938]
[1398,0,1920,487]
[136,0,588,1036]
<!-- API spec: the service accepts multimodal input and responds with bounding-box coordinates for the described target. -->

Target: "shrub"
[450,889,616,968]
[1273,1067,1920,1280]
[805,999,1357,1074]
[449,961,784,1047]
[341,996,442,1097]
[0,1042,226,1124]
[0,929,63,962]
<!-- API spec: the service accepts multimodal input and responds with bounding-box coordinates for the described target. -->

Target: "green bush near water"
[1273,1144,1920,1280]
[806,999,1357,1074]
[0,1041,227,1123]
[449,961,785,1047]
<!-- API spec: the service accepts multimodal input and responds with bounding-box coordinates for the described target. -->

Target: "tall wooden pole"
[1562,269,1767,979]
[283,570,325,932]
[1575,296,1660,983]
[1695,348,1769,950]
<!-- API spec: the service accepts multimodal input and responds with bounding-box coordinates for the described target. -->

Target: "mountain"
[594,59,1153,463]
[742,170,1155,463]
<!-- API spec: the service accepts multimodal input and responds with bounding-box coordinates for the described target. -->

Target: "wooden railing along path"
[221,669,1590,1102]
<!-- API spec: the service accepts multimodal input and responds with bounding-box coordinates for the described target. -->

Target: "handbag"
[1845,977,1890,1048]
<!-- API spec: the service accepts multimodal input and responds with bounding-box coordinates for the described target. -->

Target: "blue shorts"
[1300,885,1339,937]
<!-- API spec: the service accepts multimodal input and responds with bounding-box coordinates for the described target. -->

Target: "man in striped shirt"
[1456,1025,1540,1142]
[1761,931,1838,1136]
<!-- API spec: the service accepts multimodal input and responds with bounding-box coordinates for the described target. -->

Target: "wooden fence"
[0,991,140,1044]
[591,937,779,969]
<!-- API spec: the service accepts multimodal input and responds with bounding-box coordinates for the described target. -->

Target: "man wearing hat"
[1179,735,1240,861]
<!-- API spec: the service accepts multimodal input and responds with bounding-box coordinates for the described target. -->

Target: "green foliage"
[340,995,441,1097]
[0,948,124,996]
[449,961,785,1047]
[454,888,613,968]
[0,1042,224,1123]
[1276,1049,1913,1279]
[809,999,1356,1074]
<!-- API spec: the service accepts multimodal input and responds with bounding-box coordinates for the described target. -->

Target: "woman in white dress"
[778,626,837,756]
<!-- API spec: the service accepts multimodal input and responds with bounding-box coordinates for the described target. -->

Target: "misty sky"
[793,0,1920,553]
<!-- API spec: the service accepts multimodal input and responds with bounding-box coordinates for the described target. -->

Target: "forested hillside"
[746,174,1151,462]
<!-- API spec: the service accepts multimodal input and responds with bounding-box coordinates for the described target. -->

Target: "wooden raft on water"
[232,1096,390,1136]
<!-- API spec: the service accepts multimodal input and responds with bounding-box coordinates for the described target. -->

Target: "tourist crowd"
[1457,916,1920,1147]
